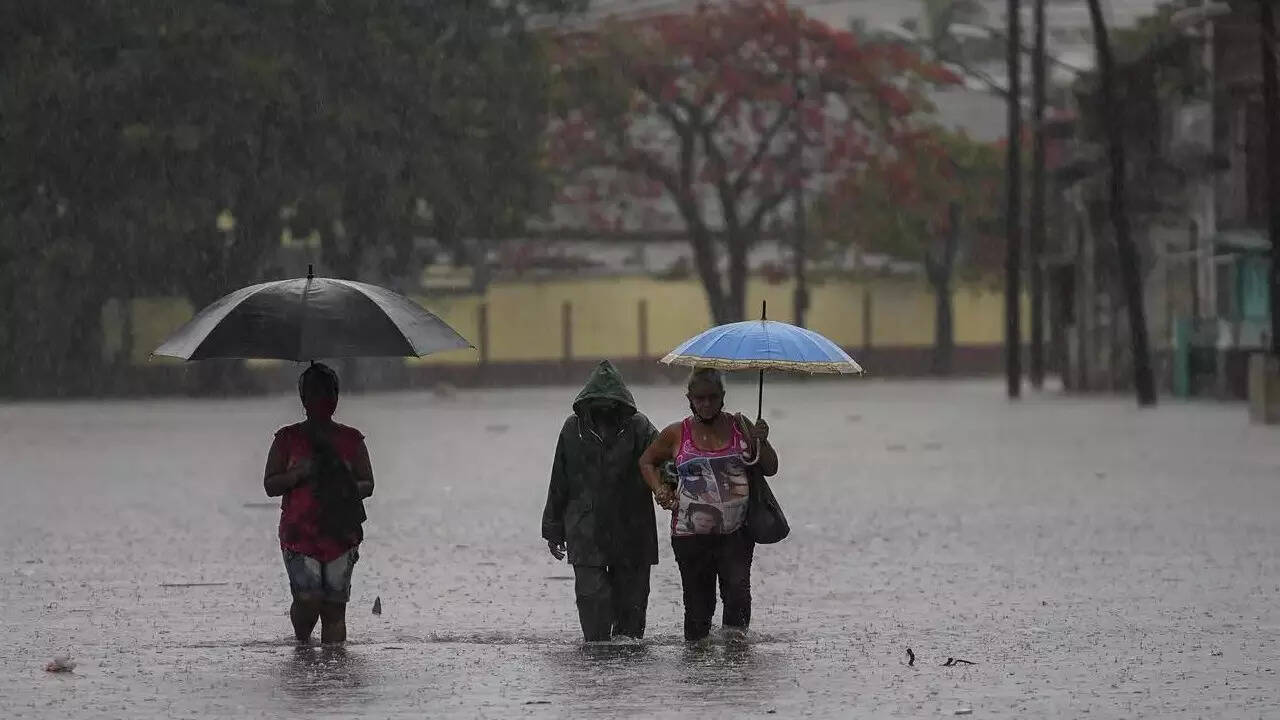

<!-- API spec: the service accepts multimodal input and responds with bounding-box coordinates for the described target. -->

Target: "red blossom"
[549,0,960,265]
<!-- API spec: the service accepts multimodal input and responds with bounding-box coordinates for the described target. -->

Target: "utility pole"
[1005,0,1023,399]
[1261,0,1280,355]
[1086,0,1156,406]
[1030,0,1047,389]
[792,31,809,328]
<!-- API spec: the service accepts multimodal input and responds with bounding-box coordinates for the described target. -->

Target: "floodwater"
[2,379,1279,718]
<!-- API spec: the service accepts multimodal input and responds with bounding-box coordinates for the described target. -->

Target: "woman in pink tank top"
[640,368,780,641]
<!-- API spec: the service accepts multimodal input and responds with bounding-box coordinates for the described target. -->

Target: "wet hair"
[298,362,340,399]
[686,367,725,395]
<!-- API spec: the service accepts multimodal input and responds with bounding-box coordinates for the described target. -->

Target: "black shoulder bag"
[737,414,789,544]
[304,423,367,541]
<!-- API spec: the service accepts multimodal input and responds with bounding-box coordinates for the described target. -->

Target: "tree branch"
[942,56,1010,97]
[745,185,792,235]
[638,83,692,135]
[731,98,800,195]
[699,122,744,234]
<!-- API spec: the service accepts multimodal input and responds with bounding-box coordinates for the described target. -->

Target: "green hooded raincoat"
[541,361,659,567]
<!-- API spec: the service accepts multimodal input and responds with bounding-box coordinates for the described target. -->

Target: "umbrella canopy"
[660,303,862,419]
[660,320,863,375]
[153,269,472,361]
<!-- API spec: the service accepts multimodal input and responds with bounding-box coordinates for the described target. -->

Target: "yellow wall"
[125,276,1026,366]
[406,275,1019,366]
[130,297,195,365]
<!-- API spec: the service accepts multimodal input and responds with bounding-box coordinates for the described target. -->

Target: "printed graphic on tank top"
[672,416,751,536]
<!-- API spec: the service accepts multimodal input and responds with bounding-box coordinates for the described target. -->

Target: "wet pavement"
[2,379,1279,718]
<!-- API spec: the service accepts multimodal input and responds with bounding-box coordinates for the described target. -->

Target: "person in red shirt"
[263,363,374,645]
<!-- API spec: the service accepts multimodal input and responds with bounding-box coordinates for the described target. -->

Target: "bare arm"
[640,424,681,509]
[352,440,375,499]
[263,435,305,497]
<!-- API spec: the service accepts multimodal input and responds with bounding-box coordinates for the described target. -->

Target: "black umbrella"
[153,266,472,361]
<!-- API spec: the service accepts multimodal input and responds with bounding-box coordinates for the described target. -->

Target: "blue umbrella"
[660,301,863,419]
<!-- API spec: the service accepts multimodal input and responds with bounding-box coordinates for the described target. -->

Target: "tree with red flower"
[813,127,1005,375]
[548,0,958,323]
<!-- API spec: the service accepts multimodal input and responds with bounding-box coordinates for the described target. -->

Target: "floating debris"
[906,647,915,667]
[45,656,76,673]
[942,657,976,667]
[524,700,551,705]
[954,709,973,716]
[372,596,382,615]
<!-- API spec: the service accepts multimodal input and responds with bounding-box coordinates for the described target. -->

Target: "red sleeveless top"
[275,422,366,562]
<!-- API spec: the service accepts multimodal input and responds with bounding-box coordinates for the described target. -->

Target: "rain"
[3,1,1280,717]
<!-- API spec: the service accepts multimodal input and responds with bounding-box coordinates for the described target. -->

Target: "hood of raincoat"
[572,360,638,418]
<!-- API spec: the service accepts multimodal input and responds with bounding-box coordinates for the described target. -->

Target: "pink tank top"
[672,416,751,536]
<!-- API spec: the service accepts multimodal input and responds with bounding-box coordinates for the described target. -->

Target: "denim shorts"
[282,546,359,604]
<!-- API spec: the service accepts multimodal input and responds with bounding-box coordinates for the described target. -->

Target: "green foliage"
[0,0,567,395]
[813,127,1005,283]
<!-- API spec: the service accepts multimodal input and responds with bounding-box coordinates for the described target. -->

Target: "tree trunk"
[932,280,954,376]
[791,59,809,329]
[470,236,492,294]
[1004,0,1023,399]
[117,295,135,393]
[724,231,749,324]
[1029,0,1047,389]
[185,199,274,396]
[928,202,961,376]
[328,233,367,391]
[1260,0,1280,355]
[58,292,109,396]
[792,188,808,328]
[684,218,731,325]
[1086,0,1156,407]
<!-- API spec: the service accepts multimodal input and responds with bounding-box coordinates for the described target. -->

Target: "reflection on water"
[3,383,1280,717]
[278,646,370,700]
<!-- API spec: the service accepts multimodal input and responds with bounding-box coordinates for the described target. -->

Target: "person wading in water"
[263,363,374,645]
[640,368,778,642]
[542,360,659,641]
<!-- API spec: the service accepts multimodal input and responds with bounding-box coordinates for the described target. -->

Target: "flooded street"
[3,379,1279,718]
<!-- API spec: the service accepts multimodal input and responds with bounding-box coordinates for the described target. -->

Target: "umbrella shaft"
[757,370,764,422]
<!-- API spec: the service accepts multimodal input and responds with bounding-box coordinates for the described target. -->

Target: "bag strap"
[733,412,761,467]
